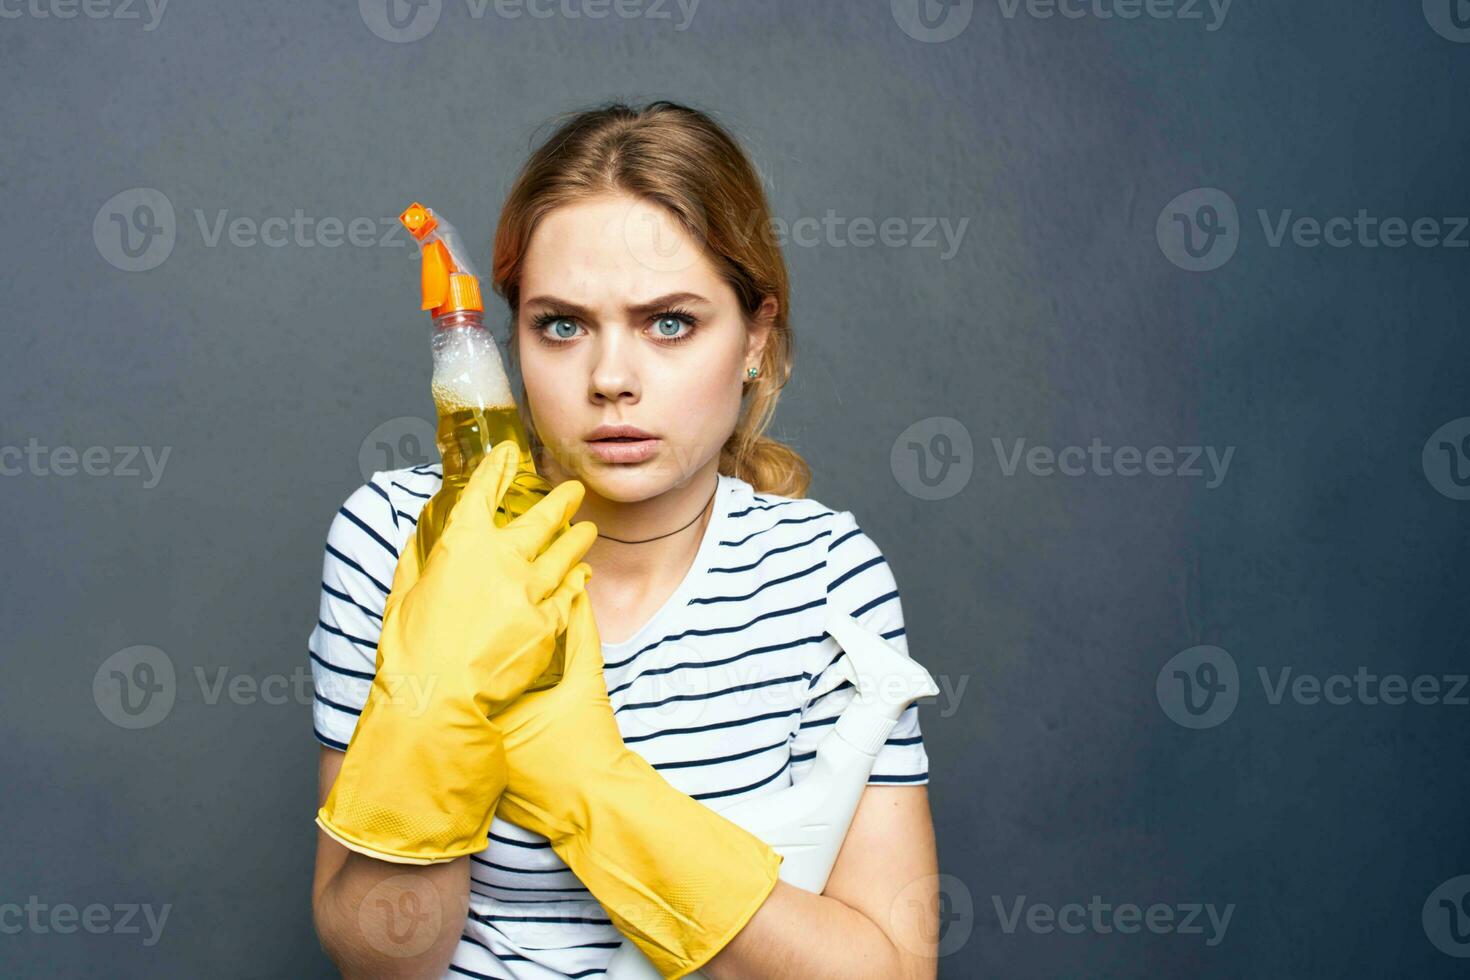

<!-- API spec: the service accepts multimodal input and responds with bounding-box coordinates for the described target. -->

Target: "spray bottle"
[602,611,941,979]
[399,202,562,692]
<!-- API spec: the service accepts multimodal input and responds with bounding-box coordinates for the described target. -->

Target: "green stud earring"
[747,367,759,380]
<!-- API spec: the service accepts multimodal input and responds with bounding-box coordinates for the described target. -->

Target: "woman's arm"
[312,747,471,980]
[703,785,939,980]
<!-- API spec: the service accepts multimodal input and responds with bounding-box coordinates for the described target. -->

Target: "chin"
[572,466,675,504]
[536,445,646,497]
[546,442,706,503]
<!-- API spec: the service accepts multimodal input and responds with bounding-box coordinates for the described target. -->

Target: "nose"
[588,327,640,405]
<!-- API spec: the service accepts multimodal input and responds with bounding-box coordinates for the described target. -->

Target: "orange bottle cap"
[400,202,438,241]
[402,202,485,317]
[434,273,483,317]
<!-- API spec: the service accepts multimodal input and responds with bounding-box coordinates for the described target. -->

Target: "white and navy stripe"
[309,465,929,979]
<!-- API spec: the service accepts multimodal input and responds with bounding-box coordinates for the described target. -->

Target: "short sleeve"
[790,510,929,786]
[307,474,410,751]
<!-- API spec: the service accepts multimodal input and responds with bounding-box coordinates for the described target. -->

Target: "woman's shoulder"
[366,463,443,509]
[717,476,905,636]
[359,464,443,519]
[322,464,442,557]
[722,473,837,522]
[718,474,880,559]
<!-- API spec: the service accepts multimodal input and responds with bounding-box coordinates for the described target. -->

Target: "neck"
[561,460,721,585]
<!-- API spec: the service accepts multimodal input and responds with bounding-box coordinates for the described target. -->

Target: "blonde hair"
[489,100,811,499]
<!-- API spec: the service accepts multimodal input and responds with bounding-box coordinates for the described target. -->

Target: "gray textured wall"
[3,1,1469,977]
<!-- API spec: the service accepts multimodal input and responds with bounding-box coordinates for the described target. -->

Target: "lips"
[586,424,660,464]
[588,424,657,441]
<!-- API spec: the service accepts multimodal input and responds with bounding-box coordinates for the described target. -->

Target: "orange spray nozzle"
[400,201,483,318]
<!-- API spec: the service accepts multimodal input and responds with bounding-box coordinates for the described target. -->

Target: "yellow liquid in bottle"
[415,401,563,692]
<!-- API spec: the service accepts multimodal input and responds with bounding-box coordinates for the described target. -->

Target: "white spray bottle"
[603,611,941,979]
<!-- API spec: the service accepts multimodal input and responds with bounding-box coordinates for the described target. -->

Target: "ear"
[745,295,778,368]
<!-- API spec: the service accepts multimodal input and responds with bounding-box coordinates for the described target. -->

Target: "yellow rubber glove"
[493,585,783,978]
[316,440,598,865]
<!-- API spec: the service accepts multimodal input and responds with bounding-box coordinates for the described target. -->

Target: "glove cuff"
[315,811,471,865]
[521,749,783,978]
[318,695,510,864]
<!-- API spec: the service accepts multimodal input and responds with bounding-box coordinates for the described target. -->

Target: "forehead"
[520,193,726,304]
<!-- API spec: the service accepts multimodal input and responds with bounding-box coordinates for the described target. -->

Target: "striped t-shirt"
[309,463,929,979]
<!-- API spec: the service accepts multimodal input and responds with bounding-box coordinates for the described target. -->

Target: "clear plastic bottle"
[400,202,562,691]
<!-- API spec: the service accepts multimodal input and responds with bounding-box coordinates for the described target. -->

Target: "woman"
[309,101,938,979]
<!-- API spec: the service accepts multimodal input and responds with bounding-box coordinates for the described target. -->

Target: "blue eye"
[531,314,583,343]
[649,308,699,345]
[654,315,687,338]
[529,308,700,347]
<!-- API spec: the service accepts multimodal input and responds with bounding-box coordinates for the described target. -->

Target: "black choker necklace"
[598,480,719,544]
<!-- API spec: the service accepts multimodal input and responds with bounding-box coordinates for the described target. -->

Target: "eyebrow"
[521,292,711,319]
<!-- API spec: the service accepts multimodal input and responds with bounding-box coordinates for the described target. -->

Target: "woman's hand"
[383,440,597,717]
[488,578,630,838]
[316,440,597,865]
[492,585,783,978]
